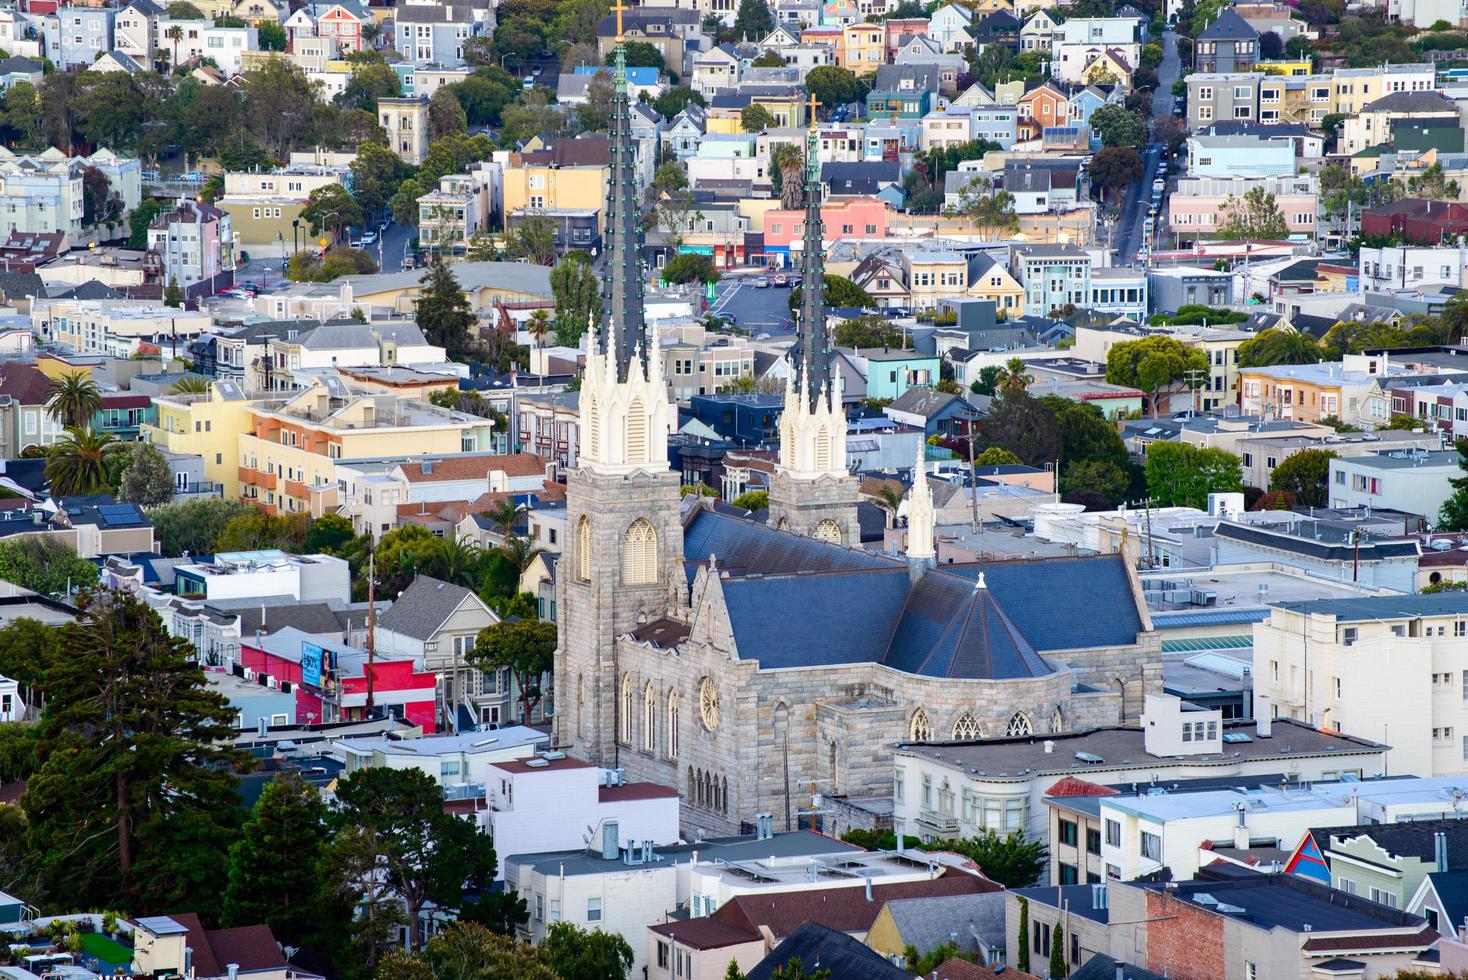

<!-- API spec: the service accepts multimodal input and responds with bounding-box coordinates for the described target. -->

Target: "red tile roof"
[1045,776,1119,797]
[648,917,761,950]
[0,362,53,406]
[712,870,999,940]
[397,453,547,482]
[932,958,1041,980]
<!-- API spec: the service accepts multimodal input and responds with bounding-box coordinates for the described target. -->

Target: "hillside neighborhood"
[13,0,1468,977]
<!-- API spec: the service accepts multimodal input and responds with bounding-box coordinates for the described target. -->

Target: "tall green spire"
[796,94,829,409]
[599,6,646,382]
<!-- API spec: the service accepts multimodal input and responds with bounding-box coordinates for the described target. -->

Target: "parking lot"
[707,274,797,337]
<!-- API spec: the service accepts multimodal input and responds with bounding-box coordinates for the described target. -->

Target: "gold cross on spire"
[611,0,629,42]
[805,92,821,130]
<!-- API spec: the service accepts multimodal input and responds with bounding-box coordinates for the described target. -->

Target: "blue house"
[865,65,939,121]
[689,393,784,446]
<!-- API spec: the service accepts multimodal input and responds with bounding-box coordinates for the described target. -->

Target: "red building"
[1360,198,1468,245]
[240,626,437,732]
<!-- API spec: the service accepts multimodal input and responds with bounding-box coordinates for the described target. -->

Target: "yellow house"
[1259,58,1312,76]
[903,249,968,310]
[142,382,254,500]
[704,110,746,135]
[237,383,500,518]
[967,254,1024,315]
[749,89,807,128]
[502,157,608,232]
[841,23,885,75]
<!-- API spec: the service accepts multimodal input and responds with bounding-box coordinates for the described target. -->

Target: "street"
[234,220,415,291]
[1110,30,1182,265]
[707,273,797,337]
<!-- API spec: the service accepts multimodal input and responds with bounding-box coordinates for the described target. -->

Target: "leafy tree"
[128,198,165,249]
[0,538,98,598]
[1090,146,1144,204]
[46,372,102,430]
[789,274,872,313]
[975,447,1020,466]
[79,166,122,225]
[539,922,634,980]
[472,618,556,722]
[340,61,401,114]
[1215,186,1289,240]
[429,86,468,140]
[1285,33,1314,58]
[834,314,907,349]
[416,261,477,360]
[167,1,204,15]
[1089,104,1146,148]
[1145,442,1244,508]
[499,89,566,147]
[302,184,364,243]
[215,510,308,552]
[804,65,863,112]
[734,0,774,40]
[770,142,804,209]
[1408,161,1462,202]
[45,427,118,497]
[24,589,244,915]
[752,48,784,67]
[1050,922,1068,979]
[653,85,703,118]
[971,365,1004,397]
[944,173,1018,241]
[223,772,334,949]
[164,277,183,308]
[767,958,830,980]
[741,103,777,132]
[1237,328,1323,367]
[1016,897,1030,972]
[495,15,546,70]
[616,40,665,70]
[117,443,174,507]
[241,58,318,162]
[662,253,717,284]
[732,490,769,510]
[941,828,1048,887]
[980,389,1060,468]
[1105,336,1208,415]
[507,214,557,265]
[1441,439,1468,531]
[257,20,286,50]
[377,921,555,980]
[447,70,519,128]
[550,256,600,346]
[1038,396,1128,468]
[332,766,498,948]
[1269,449,1336,507]
[1061,459,1130,506]
[150,497,254,556]
[303,513,358,553]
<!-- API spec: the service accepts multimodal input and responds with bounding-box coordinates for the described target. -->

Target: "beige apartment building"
[218,167,347,248]
[1186,62,1434,131]
[380,96,430,165]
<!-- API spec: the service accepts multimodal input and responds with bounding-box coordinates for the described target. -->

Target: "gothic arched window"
[1006,712,1034,737]
[812,519,841,544]
[643,683,656,752]
[720,776,728,813]
[626,397,648,463]
[953,713,981,740]
[623,518,659,585]
[910,709,932,741]
[1051,707,1065,734]
[619,675,631,745]
[667,690,680,759]
[576,516,590,582]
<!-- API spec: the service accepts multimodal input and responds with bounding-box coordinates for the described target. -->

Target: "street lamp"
[292,219,300,256]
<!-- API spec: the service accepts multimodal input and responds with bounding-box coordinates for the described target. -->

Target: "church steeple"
[795,93,829,409]
[599,4,645,382]
[906,443,935,581]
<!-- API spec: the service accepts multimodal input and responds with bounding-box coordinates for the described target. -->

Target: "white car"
[360,231,379,246]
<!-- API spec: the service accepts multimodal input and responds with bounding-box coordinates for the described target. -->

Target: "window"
[622,518,658,585]
[534,894,543,921]
[1140,831,1161,862]
[910,709,932,741]
[620,675,631,744]
[1369,887,1398,908]
[1105,819,1121,847]
[1435,727,1455,742]
[587,897,602,922]
[953,713,981,739]
[1086,827,1101,855]
[1343,627,1358,646]
[1339,877,1357,895]
[643,683,656,752]
[894,768,904,802]
[1059,819,1078,846]
[548,899,560,922]
[667,690,679,758]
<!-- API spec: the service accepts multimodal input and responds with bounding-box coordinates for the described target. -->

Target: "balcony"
[238,465,255,486]
[284,479,307,498]
[917,809,960,835]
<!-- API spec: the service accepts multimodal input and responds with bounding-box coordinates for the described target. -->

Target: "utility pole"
[966,417,980,532]
[366,550,377,716]
[1183,367,1208,414]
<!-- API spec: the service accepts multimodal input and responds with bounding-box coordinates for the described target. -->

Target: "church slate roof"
[719,567,913,668]
[943,556,1144,652]
[884,573,1054,680]
[683,508,894,578]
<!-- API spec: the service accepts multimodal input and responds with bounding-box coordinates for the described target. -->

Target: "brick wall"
[1146,889,1225,980]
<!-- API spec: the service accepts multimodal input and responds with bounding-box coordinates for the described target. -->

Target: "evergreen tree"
[415,261,477,360]
[550,255,599,347]
[1017,897,1030,973]
[1441,439,1468,531]
[164,276,182,308]
[539,922,635,980]
[23,588,245,915]
[1050,922,1068,979]
[223,771,333,949]
[117,444,175,507]
[733,0,773,40]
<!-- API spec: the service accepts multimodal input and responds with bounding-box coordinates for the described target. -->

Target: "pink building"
[1168,177,1318,244]
[763,197,889,267]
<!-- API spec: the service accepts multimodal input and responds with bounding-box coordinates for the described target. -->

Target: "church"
[553,36,1161,838]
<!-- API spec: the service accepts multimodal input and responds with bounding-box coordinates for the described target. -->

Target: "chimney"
[865,877,873,901]
[227,965,238,980]
[1437,831,1449,873]
[1234,801,1249,849]
[1256,697,1272,737]
[1043,740,1055,754]
[257,717,267,738]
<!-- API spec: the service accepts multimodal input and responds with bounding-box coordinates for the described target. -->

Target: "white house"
[172,549,351,604]
[333,726,549,787]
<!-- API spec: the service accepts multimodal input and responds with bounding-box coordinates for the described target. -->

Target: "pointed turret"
[599,10,645,382]
[906,443,935,579]
[794,93,830,410]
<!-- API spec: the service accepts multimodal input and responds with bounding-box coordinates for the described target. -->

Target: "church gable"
[883,572,1056,680]
[682,507,893,578]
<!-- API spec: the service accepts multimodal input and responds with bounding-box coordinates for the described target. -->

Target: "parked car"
[360,231,378,246]
[773,273,789,286]
[754,276,770,288]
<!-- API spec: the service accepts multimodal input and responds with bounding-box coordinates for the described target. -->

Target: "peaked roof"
[375,574,491,641]
[1046,776,1121,797]
[885,572,1055,680]
[166,914,285,979]
[748,922,911,980]
[1198,8,1258,40]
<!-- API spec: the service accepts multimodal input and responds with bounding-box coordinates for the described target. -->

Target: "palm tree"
[528,309,550,390]
[1237,328,1323,368]
[45,427,117,496]
[873,483,905,529]
[1442,293,1468,345]
[997,357,1031,393]
[45,373,102,430]
[420,537,484,588]
[499,533,546,575]
[168,374,209,395]
[484,499,522,539]
[165,24,184,72]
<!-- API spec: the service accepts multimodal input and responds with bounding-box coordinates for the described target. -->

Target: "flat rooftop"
[506,829,863,877]
[1149,875,1429,935]
[895,718,1385,784]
